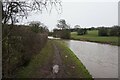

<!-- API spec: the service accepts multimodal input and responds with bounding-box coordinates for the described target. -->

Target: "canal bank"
[71,32,119,46]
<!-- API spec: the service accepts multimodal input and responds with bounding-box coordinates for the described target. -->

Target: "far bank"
[70,31,119,46]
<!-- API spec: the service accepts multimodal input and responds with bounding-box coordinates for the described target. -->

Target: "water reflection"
[65,40,118,78]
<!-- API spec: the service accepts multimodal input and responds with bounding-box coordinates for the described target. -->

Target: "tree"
[2,0,62,41]
[77,28,87,35]
[29,21,41,33]
[29,21,48,33]
[74,25,80,32]
[91,27,95,30]
[56,19,70,29]
[74,25,80,29]
[2,0,61,77]
[60,29,70,39]
[55,19,70,39]
[2,0,62,24]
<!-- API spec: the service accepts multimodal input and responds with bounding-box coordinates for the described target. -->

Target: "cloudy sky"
[22,0,119,31]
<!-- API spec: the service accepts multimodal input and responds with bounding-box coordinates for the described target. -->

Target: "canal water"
[65,40,118,78]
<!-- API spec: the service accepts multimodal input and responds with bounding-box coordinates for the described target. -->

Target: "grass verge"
[16,40,54,78]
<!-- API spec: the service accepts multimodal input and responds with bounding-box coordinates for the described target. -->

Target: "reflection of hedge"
[2,24,48,78]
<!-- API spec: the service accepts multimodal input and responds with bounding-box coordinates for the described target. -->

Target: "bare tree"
[2,0,62,24]
[2,0,62,41]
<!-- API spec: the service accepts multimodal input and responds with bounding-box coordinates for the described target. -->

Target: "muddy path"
[32,42,66,78]
[47,44,66,78]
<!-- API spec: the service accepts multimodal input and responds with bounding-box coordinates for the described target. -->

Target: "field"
[71,30,119,46]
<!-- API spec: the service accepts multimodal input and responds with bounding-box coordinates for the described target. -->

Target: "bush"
[53,29,61,38]
[98,27,108,36]
[2,24,48,78]
[77,29,87,35]
[48,32,53,36]
[109,26,120,36]
[53,29,70,39]
[60,29,70,39]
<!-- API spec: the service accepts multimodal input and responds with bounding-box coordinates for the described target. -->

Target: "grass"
[16,40,54,78]
[16,39,92,79]
[54,40,92,79]
[71,30,119,46]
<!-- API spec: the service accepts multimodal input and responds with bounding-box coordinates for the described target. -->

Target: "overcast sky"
[22,0,119,31]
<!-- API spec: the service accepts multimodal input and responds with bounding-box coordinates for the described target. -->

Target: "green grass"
[16,40,54,78]
[71,30,119,46]
[54,40,92,79]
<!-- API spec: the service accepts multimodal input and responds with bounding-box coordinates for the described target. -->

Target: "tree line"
[50,19,120,38]
[98,26,120,36]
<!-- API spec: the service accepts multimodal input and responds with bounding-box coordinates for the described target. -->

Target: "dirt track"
[32,42,66,78]
[47,44,66,78]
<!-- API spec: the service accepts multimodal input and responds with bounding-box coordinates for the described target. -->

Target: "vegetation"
[98,27,108,36]
[16,40,54,78]
[77,28,87,35]
[98,26,120,36]
[2,0,62,78]
[60,29,71,39]
[53,19,71,39]
[56,19,70,29]
[109,26,120,36]
[2,0,119,78]
[53,29,71,39]
[53,29,61,38]
[74,25,80,29]
[48,32,53,36]
[29,21,49,33]
[71,30,119,46]
[2,24,48,78]
[2,0,62,24]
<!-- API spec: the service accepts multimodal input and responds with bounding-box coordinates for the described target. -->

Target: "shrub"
[53,29,61,38]
[98,27,108,36]
[60,29,70,39]
[109,26,120,36]
[48,32,53,36]
[2,24,48,78]
[77,29,87,35]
